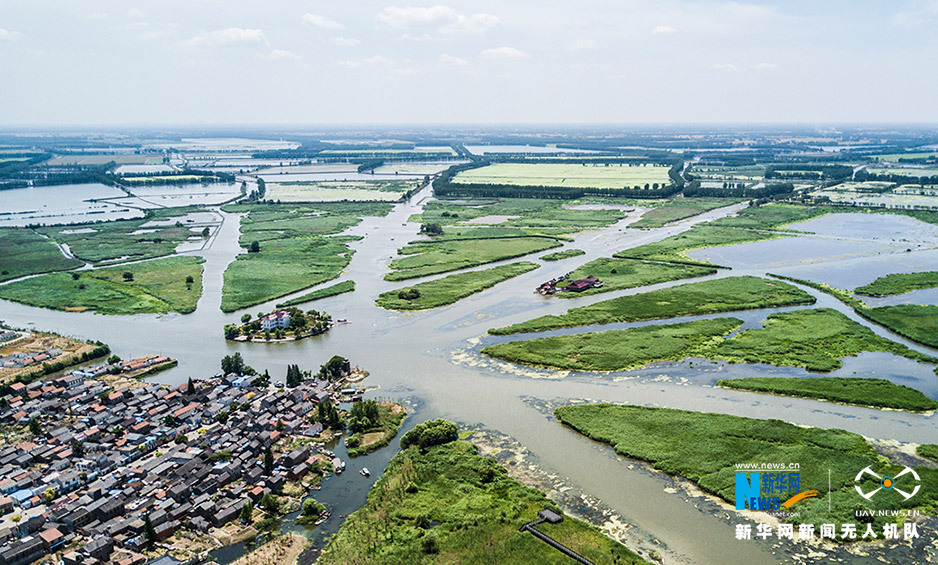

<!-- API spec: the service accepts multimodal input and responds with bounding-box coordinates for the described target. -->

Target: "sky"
[1,0,937,126]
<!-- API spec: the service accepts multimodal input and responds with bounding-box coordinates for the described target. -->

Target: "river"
[2,187,937,564]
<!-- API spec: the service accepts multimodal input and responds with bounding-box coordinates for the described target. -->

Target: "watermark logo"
[735,464,818,511]
[854,466,920,501]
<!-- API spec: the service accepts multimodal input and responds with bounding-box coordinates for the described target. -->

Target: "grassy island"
[483,318,743,372]
[377,262,539,310]
[855,304,938,348]
[490,276,814,335]
[555,257,716,298]
[385,236,561,281]
[717,377,938,412]
[555,404,938,532]
[0,256,204,315]
[345,400,407,458]
[541,248,586,261]
[855,271,938,296]
[276,280,355,307]
[319,430,648,565]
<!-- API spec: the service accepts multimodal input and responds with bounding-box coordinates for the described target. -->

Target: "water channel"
[2,186,937,564]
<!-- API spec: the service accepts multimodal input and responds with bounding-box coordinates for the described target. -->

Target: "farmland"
[452,163,671,189]
[490,276,815,335]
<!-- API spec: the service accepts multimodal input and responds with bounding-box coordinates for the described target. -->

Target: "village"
[0,354,370,565]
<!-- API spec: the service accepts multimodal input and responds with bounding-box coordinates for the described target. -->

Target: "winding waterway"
[2,187,937,564]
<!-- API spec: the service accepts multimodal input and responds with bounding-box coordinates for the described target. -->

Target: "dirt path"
[230,533,307,565]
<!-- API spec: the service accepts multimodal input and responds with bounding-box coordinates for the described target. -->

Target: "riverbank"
[230,533,307,565]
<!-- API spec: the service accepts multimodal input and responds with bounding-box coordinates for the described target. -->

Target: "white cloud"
[0,28,23,41]
[266,49,300,60]
[753,62,777,71]
[182,28,267,48]
[712,63,741,72]
[651,25,678,34]
[378,5,499,34]
[481,46,529,59]
[567,39,597,51]
[302,14,344,30]
[401,33,436,42]
[340,55,395,68]
[392,67,422,77]
[328,37,360,47]
[128,9,147,19]
[894,0,938,26]
[439,53,468,66]
[86,12,108,21]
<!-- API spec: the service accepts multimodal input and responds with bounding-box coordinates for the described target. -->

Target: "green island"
[855,304,938,348]
[345,400,408,458]
[717,377,938,412]
[0,229,82,282]
[223,307,331,341]
[0,256,204,315]
[377,262,540,310]
[767,273,866,309]
[541,248,585,261]
[917,444,938,463]
[385,235,561,281]
[220,202,391,312]
[700,308,937,371]
[319,420,647,565]
[411,197,629,230]
[556,257,716,298]
[483,318,743,371]
[855,271,938,296]
[554,404,938,531]
[36,207,209,264]
[629,197,741,228]
[490,275,815,335]
[614,224,782,267]
[276,280,355,307]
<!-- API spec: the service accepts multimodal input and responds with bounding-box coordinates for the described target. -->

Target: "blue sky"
[1,1,936,125]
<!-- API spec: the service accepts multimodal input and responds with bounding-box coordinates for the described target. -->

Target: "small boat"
[360,468,370,477]
[335,319,351,325]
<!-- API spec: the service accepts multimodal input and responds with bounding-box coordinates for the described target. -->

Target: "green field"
[856,304,938,348]
[378,262,540,310]
[413,198,628,230]
[0,229,82,282]
[319,438,647,565]
[346,401,408,458]
[556,258,716,298]
[266,179,418,202]
[276,280,356,308]
[0,256,204,315]
[386,236,561,281]
[629,197,741,228]
[706,203,834,230]
[855,271,938,296]
[554,404,938,531]
[453,163,671,189]
[686,164,766,181]
[700,308,936,371]
[541,248,585,261]
[874,152,938,162]
[490,276,815,335]
[717,377,938,412]
[221,202,391,312]
[614,225,784,267]
[917,444,938,463]
[36,208,203,264]
[120,175,202,182]
[483,318,743,372]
